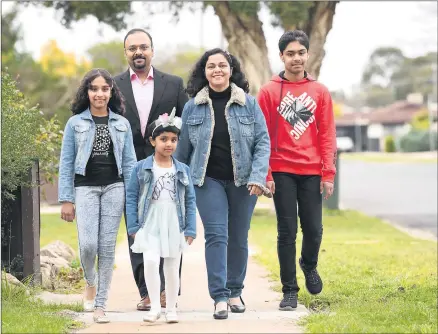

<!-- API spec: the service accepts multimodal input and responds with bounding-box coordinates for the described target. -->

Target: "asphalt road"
[339,159,438,238]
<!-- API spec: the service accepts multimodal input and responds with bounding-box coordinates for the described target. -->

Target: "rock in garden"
[2,272,25,288]
[40,240,76,262]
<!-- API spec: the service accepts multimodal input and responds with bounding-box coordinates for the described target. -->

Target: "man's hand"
[248,185,263,196]
[266,181,275,195]
[320,181,334,200]
[185,236,194,245]
[130,233,136,240]
[61,202,75,222]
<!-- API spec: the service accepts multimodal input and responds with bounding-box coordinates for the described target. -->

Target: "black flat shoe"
[228,296,246,313]
[213,302,228,320]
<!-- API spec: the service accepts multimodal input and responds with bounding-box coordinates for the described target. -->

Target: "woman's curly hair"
[71,68,125,115]
[186,48,249,98]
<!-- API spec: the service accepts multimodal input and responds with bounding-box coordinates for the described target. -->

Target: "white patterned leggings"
[75,183,125,310]
[144,253,181,313]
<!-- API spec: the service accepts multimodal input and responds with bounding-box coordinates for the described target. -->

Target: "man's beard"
[133,57,147,70]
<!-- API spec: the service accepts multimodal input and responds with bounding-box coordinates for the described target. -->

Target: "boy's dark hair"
[147,122,180,140]
[123,28,154,48]
[278,30,310,53]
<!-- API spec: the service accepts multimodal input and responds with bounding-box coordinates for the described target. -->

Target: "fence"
[1,160,41,285]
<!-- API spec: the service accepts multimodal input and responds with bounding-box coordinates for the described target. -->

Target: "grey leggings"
[75,182,125,310]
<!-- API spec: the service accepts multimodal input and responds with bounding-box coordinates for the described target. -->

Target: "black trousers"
[124,212,182,298]
[272,172,323,293]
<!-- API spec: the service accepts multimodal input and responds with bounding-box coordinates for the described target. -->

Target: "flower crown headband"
[151,107,182,136]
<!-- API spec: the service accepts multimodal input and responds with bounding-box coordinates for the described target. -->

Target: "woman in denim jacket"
[58,69,137,323]
[175,49,271,319]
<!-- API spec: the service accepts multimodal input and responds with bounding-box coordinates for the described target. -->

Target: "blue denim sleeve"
[122,121,137,190]
[125,163,140,235]
[174,101,193,165]
[248,96,271,190]
[58,119,76,203]
[184,165,197,239]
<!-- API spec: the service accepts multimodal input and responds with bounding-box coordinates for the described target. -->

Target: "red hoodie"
[257,72,337,183]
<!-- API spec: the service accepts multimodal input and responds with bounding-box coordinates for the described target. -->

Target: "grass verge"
[1,278,83,333]
[40,213,127,293]
[40,213,127,252]
[340,153,437,164]
[249,209,437,333]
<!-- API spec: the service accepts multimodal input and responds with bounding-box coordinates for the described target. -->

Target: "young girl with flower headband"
[125,108,197,324]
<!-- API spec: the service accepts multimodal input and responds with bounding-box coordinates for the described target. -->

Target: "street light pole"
[428,63,437,151]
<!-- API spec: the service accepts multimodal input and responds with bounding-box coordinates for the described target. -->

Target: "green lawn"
[40,213,127,253]
[1,279,83,333]
[341,153,437,164]
[249,209,437,333]
[1,214,129,333]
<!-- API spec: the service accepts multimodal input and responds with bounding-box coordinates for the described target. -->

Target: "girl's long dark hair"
[186,48,249,98]
[71,68,125,115]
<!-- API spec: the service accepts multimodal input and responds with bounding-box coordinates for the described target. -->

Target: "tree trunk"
[212,2,272,95]
[284,1,338,79]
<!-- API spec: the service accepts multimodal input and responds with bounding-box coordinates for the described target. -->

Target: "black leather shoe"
[228,296,246,313]
[213,302,228,320]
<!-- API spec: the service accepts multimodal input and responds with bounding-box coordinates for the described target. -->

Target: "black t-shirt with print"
[74,116,123,187]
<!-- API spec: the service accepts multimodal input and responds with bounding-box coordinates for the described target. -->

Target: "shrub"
[1,70,62,199]
[399,130,437,152]
[384,135,396,152]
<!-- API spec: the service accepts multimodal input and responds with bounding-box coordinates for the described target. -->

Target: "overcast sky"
[2,1,437,95]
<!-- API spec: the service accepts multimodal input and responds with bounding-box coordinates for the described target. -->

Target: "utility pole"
[428,63,437,151]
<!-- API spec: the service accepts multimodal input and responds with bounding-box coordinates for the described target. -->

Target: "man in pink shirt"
[114,28,188,312]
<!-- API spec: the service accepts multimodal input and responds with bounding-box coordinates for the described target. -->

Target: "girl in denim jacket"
[58,69,137,323]
[126,109,197,324]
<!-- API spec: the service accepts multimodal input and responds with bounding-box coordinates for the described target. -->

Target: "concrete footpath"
[75,215,308,333]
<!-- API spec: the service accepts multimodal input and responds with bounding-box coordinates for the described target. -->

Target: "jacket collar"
[80,108,120,121]
[141,155,185,174]
[194,82,246,106]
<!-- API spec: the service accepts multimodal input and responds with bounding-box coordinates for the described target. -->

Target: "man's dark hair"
[123,28,154,48]
[278,30,309,53]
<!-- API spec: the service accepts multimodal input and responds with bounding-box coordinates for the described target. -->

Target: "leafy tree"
[38,1,132,30]
[1,71,63,199]
[358,46,437,107]
[38,1,339,94]
[87,41,126,77]
[154,47,205,84]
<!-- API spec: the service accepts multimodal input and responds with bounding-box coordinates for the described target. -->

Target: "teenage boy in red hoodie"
[257,30,336,311]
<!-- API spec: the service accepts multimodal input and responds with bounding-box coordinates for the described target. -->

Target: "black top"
[74,115,123,187]
[206,86,234,181]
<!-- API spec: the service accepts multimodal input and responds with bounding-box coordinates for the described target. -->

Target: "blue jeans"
[195,176,257,303]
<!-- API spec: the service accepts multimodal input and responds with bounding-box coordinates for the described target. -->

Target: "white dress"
[130,160,186,259]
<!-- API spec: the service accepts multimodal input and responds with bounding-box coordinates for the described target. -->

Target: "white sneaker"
[165,311,179,323]
[143,310,161,323]
[83,299,95,312]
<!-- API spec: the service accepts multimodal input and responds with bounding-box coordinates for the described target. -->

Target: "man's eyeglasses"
[125,45,150,53]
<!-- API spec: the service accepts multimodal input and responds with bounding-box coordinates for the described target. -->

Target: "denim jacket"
[125,155,197,238]
[175,83,271,192]
[58,108,137,203]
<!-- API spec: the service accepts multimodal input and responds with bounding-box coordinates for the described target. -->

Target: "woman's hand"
[248,185,263,196]
[61,202,75,222]
[185,236,194,245]
[266,181,275,195]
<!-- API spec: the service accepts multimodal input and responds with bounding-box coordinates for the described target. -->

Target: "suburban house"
[335,99,436,152]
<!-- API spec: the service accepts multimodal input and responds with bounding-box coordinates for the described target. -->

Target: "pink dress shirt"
[130,67,154,137]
